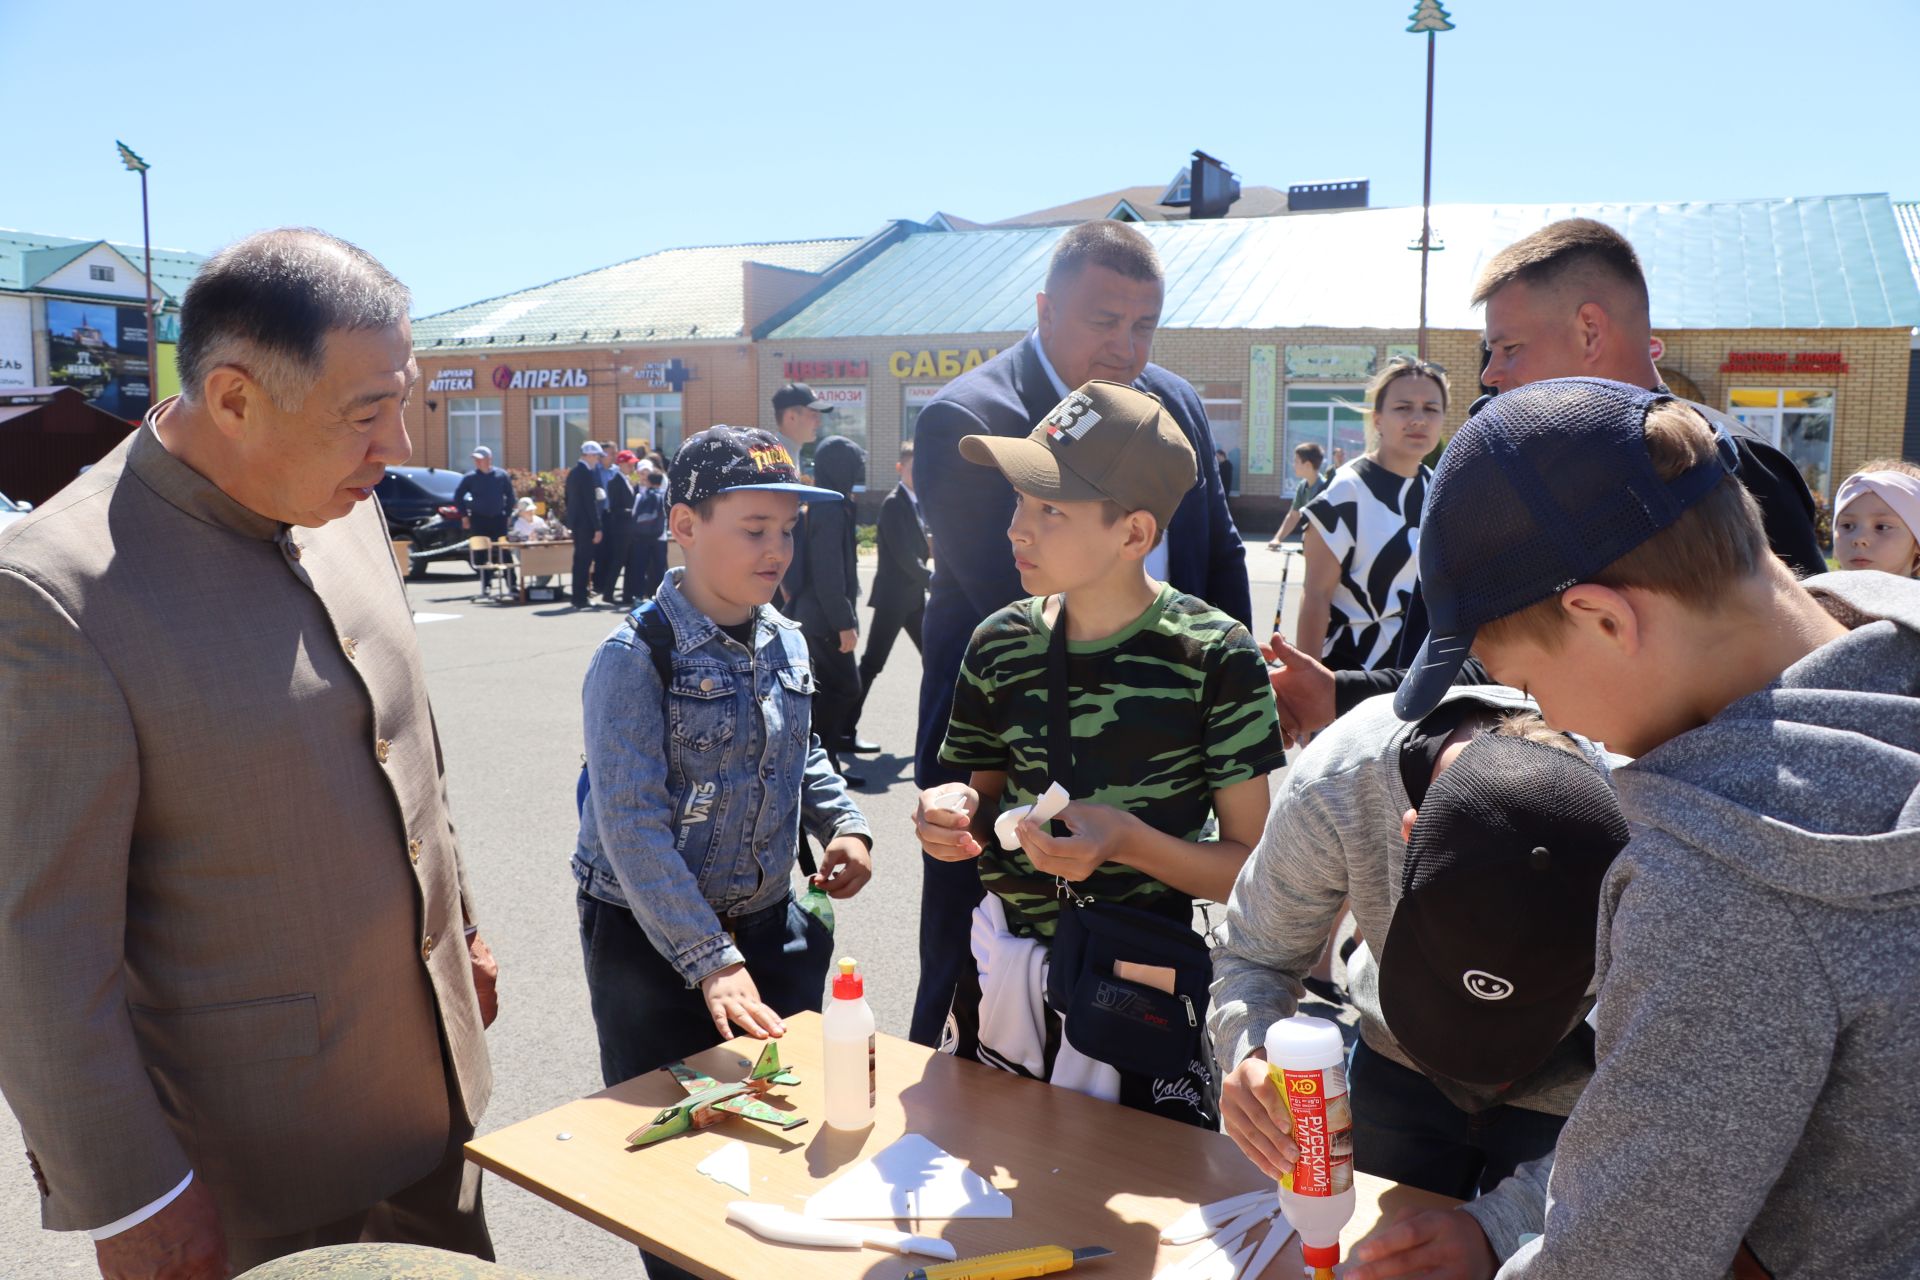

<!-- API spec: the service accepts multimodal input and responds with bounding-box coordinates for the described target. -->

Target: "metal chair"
[467,536,516,602]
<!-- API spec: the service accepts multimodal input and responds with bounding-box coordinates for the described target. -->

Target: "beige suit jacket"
[0,412,491,1236]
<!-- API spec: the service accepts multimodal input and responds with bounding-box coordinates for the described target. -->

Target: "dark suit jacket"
[870,484,930,619]
[912,333,1251,786]
[604,472,635,534]
[564,461,602,537]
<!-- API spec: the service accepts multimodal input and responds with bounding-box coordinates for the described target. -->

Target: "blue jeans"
[576,889,834,1087]
[1348,1039,1568,1201]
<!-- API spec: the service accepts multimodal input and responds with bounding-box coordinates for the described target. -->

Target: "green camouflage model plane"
[624,1042,807,1147]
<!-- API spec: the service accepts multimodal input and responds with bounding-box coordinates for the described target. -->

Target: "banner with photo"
[46,299,152,419]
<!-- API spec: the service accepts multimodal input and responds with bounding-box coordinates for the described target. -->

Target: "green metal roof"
[411,237,863,351]
[771,195,1920,338]
[0,228,205,302]
[1895,200,1920,294]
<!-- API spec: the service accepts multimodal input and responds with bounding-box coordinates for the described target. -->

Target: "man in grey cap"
[566,440,606,609]
[772,381,831,471]
[454,446,515,594]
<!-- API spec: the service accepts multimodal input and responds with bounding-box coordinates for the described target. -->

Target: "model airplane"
[625,1042,807,1147]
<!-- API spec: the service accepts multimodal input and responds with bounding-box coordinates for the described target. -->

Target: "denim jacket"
[572,568,870,985]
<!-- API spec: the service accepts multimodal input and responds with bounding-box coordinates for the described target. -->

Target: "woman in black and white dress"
[1296,357,1449,671]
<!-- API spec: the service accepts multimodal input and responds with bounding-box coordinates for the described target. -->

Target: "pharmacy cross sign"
[638,358,693,392]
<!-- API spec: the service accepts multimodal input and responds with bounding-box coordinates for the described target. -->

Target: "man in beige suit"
[0,229,498,1278]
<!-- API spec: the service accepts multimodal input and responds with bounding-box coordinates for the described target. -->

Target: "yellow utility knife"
[903,1245,1112,1280]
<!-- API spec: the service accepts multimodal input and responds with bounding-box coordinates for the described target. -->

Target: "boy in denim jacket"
[573,426,873,1089]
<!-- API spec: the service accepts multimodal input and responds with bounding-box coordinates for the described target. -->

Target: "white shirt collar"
[1030,329,1071,401]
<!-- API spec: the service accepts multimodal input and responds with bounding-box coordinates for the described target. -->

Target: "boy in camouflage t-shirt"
[914,381,1285,1128]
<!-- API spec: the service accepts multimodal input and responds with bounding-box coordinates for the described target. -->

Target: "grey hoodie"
[1499,571,1920,1279]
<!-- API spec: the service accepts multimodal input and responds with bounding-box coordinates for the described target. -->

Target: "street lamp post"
[1406,2,1454,361]
[116,141,156,411]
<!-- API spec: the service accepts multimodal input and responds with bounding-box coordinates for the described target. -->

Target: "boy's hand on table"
[914,783,982,861]
[698,963,785,1041]
[1346,1210,1496,1280]
[1019,801,1130,882]
[1221,1051,1298,1181]
[815,835,873,899]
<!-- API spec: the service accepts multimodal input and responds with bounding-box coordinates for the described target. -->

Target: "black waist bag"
[1037,597,1211,1080]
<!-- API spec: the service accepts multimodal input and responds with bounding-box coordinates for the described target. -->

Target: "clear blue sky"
[4,0,1912,317]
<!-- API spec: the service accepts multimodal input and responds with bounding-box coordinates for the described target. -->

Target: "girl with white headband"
[1833,458,1920,577]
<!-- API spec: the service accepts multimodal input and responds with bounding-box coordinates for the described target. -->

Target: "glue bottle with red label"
[824,957,876,1130]
[1265,1015,1355,1279]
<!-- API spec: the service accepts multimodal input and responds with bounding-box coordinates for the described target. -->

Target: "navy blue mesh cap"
[1394,377,1739,721]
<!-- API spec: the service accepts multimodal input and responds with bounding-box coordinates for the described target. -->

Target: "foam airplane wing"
[626,1043,807,1146]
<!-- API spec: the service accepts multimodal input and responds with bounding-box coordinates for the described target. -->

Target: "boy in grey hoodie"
[1388,377,1920,1280]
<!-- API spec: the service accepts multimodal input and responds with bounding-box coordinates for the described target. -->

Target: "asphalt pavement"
[0,539,1306,1278]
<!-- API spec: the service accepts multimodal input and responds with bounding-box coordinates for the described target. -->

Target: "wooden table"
[466,1015,1455,1279]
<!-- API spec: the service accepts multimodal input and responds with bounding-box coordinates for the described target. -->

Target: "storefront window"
[447,397,503,465]
[531,395,591,472]
[1284,385,1368,471]
[902,385,942,444]
[1729,388,1835,499]
[620,393,684,457]
[813,385,868,455]
[1195,382,1243,492]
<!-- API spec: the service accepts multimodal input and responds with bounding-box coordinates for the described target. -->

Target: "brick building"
[756,196,1919,526]
[403,228,916,473]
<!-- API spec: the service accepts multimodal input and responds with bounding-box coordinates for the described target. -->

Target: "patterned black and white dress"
[1303,457,1429,671]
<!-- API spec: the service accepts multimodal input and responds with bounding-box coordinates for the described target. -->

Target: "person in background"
[625,462,668,605]
[1266,441,1328,550]
[909,218,1251,1046]
[1216,447,1235,497]
[788,433,868,786]
[1296,357,1447,672]
[566,441,606,610]
[772,382,831,476]
[599,451,638,606]
[509,496,550,542]
[455,445,515,594]
[1833,458,1920,577]
[851,440,931,751]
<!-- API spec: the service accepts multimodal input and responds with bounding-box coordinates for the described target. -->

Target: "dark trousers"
[578,890,831,1280]
[909,849,984,1046]
[624,528,665,604]
[1348,1039,1569,1200]
[596,517,632,600]
[854,604,924,729]
[803,628,862,751]
[570,534,597,607]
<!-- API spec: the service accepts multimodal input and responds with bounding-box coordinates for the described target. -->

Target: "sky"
[4,0,1914,318]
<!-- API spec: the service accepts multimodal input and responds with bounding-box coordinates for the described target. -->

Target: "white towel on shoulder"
[970,894,1120,1102]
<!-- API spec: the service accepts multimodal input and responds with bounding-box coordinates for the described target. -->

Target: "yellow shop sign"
[887,347,1001,380]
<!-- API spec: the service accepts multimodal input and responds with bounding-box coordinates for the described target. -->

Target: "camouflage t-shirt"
[941,584,1286,937]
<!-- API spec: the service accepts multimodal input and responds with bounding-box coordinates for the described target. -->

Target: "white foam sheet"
[993,782,1071,850]
[694,1140,751,1195]
[803,1133,1013,1221]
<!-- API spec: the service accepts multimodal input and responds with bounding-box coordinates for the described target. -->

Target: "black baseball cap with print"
[958,380,1196,531]
[1378,734,1629,1086]
[1394,377,1740,722]
[771,382,832,416]
[668,425,843,508]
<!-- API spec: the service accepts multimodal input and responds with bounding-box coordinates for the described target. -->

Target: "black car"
[375,467,468,578]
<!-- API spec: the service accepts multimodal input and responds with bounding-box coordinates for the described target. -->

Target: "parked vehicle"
[0,490,32,534]
[374,467,467,578]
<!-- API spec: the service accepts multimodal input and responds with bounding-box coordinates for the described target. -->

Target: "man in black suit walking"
[907,218,1253,1044]
[564,440,605,609]
[851,440,930,750]
[597,450,638,604]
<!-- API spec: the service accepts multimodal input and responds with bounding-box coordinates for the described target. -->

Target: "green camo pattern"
[941,585,1285,936]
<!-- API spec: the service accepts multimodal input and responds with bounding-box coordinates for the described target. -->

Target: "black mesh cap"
[1378,734,1629,1086]
[668,425,842,508]
[1394,377,1739,721]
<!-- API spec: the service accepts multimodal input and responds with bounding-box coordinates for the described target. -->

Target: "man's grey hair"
[176,228,410,411]
[1044,219,1164,295]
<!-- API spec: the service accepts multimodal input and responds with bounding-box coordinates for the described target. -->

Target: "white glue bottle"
[823,957,876,1130]
[1265,1015,1355,1279]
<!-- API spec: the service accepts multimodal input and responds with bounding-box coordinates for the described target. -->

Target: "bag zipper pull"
[1181,994,1198,1028]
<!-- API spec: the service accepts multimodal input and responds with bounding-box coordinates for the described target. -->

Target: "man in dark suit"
[789,434,868,786]
[597,451,638,605]
[564,441,605,610]
[623,462,667,605]
[851,440,930,750]
[908,219,1254,1044]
